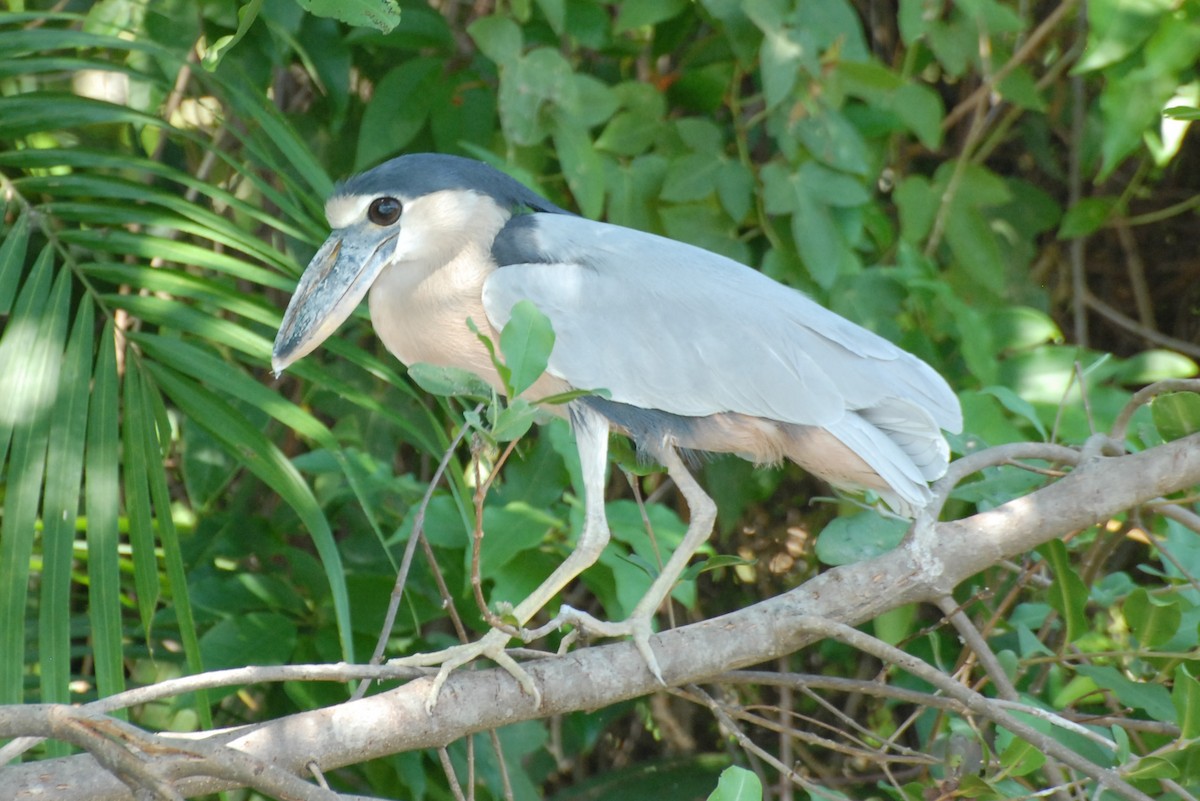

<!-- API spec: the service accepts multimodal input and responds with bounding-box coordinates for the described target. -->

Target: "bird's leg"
[534,446,717,684]
[387,406,613,709]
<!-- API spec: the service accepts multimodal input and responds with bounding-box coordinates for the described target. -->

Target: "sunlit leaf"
[500,300,556,397]
[86,321,126,702]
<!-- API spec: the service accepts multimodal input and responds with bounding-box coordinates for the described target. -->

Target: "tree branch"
[7,432,1200,800]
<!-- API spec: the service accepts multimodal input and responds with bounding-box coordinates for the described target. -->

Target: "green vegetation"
[2,1,1200,799]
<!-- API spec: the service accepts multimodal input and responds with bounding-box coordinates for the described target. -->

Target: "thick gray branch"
[8,432,1200,800]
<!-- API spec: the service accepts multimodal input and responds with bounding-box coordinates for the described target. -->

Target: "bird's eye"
[367,196,402,226]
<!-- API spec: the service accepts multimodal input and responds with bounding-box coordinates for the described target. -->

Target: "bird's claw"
[387,628,541,713]
[538,605,666,684]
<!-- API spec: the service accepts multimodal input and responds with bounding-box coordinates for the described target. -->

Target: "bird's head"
[271,153,564,375]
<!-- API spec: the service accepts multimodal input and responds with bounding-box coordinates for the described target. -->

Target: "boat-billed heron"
[273,153,962,704]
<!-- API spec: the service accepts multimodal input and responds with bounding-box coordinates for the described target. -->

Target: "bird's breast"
[367,257,570,403]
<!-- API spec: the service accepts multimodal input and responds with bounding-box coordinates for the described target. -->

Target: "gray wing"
[483,213,961,435]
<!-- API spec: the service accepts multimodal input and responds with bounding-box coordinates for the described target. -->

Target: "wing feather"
[484,214,961,434]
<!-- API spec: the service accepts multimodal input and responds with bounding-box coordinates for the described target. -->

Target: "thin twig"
[354,410,478,701]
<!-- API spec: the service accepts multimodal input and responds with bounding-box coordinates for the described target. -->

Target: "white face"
[324,188,512,268]
[324,193,376,229]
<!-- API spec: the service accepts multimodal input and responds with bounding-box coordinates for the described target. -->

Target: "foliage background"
[1,0,1199,798]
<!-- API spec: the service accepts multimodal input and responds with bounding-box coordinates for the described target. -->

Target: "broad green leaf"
[890,83,944,149]
[1124,587,1182,648]
[1075,661,1166,719]
[1125,756,1180,781]
[1074,0,1169,72]
[614,0,688,32]
[791,186,844,288]
[552,114,605,219]
[793,109,871,176]
[944,204,1006,294]
[894,175,938,245]
[980,386,1047,439]
[408,362,494,399]
[467,14,523,66]
[661,153,723,203]
[715,161,754,222]
[150,364,356,661]
[988,306,1062,352]
[1115,350,1198,384]
[1174,665,1200,739]
[478,502,560,576]
[707,766,762,801]
[815,514,909,567]
[759,27,813,110]
[87,321,126,702]
[356,58,441,170]
[200,612,299,669]
[998,733,1045,777]
[489,400,540,443]
[1058,197,1117,239]
[1038,540,1088,644]
[500,300,556,397]
[295,0,401,33]
[1151,391,1200,440]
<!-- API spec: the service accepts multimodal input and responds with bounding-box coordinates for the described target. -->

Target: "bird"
[272,152,962,705]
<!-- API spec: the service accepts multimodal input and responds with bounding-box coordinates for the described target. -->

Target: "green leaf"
[150,364,356,661]
[998,732,1045,777]
[38,301,93,714]
[122,362,162,635]
[1038,540,1089,644]
[1164,105,1200,120]
[662,153,724,203]
[614,0,688,32]
[1175,665,1200,739]
[479,502,560,575]
[408,363,495,399]
[1058,197,1117,239]
[0,252,68,704]
[87,320,126,702]
[793,108,870,176]
[468,14,523,67]
[490,398,541,443]
[294,0,402,33]
[890,83,944,149]
[980,386,1047,439]
[500,300,556,397]
[1151,391,1200,440]
[1124,587,1182,648]
[815,514,909,567]
[1075,661,1166,719]
[552,114,606,219]
[201,612,299,669]
[136,365,210,724]
[707,766,763,801]
[356,58,442,170]
[0,209,29,315]
[1125,756,1180,781]
[201,0,263,70]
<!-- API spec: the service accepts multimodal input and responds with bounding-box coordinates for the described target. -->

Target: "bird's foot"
[528,605,666,685]
[386,627,540,713]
